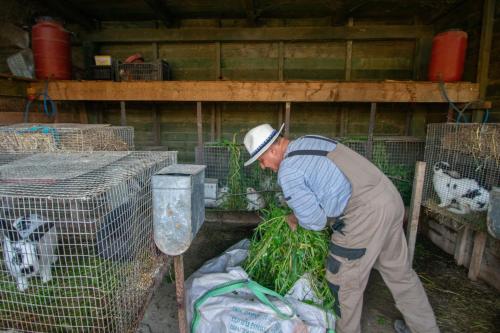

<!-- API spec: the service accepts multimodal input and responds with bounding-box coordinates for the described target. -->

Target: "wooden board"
[83,25,434,43]
[29,80,480,103]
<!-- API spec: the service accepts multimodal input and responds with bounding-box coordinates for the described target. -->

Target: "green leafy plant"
[244,205,334,309]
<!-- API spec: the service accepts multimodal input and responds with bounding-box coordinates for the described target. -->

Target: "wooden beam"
[473,0,496,122]
[144,0,173,28]
[30,81,480,103]
[330,0,370,26]
[406,161,426,266]
[83,25,433,43]
[42,0,95,31]
[152,104,161,145]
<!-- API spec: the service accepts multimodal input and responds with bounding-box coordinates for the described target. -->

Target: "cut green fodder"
[244,206,334,309]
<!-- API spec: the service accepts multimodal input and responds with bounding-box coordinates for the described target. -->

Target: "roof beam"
[82,25,433,43]
[328,0,371,25]
[28,81,480,103]
[41,0,96,30]
[144,0,174,28]
[243,0,259,27]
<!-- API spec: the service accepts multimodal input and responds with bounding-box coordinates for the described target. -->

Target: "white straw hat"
[243,123,285,166]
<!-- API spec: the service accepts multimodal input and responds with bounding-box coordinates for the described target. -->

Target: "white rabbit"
[1,215,58,291]
[433,161,490,215]
[246,187,265,211]
[449,187,490,215]
[275,191,287,208]
[215,186,229,208]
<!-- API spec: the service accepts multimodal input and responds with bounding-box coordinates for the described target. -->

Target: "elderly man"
[243,124,439,333]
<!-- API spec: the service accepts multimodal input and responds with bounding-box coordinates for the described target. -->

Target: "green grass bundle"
[244,205,334,309]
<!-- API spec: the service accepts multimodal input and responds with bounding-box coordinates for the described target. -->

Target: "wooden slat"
[366,102,376,160]
[284,102,291,137]
[406,161,426,265]
[468,231,487,281]
[83,25,434,43]
[30,81,480,103]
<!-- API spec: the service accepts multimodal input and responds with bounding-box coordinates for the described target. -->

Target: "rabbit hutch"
[1,0,500,332]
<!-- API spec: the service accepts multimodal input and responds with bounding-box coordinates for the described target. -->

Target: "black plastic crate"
[116,60,170,81]
[87,65,116,80]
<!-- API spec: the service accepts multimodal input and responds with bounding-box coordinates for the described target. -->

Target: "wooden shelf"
[28,80,479,103]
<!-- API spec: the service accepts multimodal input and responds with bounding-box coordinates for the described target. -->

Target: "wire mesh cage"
[198,143,279,211]
[340,136,425,205]
[0,124,134,153]
[422,123,500,230]
[199,136,423,211]
[0,151,177,332]
[87,64,116,81]
[116,60,171,81]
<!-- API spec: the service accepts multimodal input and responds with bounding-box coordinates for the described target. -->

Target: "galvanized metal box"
[152,164,206,255]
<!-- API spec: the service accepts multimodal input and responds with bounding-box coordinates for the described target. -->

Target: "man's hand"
[286,214,298,231]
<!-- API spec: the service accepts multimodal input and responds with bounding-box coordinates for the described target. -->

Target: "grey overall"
[285,138,439,333]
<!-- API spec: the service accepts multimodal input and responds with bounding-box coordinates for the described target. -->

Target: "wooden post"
[216,105,222,141]
[405,106,413,136]
[120,101,127,126]
[468,231,487,281]
[454,225,472,266]
[97,108,103,124]
[366,102,376,161]
[174,255,188,333]
[473,0,495,122]
[79,105,89,124]
[152,104,161,146]
[406,161,426,265]
[446,106,454,123]
[196,102,203,163]
[284,102,291,138]
[210,104,215,142]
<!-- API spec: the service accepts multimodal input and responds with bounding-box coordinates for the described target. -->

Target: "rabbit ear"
[28,222,55,242]
[0,219,21,242]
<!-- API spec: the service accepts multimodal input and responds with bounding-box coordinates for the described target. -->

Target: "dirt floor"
[137,221,500,333]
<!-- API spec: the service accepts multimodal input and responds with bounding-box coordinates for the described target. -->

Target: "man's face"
[258,144,281,172]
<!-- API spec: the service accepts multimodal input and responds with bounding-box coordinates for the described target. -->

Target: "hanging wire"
[24,79,57,122]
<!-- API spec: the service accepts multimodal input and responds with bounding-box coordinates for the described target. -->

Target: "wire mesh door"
[0,151,177,332]
[422,123,500,230]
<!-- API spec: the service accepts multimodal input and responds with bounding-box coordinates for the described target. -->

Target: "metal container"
[487,187,500,240]
[152,164,206,255]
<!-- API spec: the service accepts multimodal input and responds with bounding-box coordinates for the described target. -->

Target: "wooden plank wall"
[93,19,424,161]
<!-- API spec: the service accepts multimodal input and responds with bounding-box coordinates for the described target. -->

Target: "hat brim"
[244,123,285,167]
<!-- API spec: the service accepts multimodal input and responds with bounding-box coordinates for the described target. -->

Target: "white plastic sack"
[186,239,335,333]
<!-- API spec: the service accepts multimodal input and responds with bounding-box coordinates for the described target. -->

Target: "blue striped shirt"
[278,136,352,231]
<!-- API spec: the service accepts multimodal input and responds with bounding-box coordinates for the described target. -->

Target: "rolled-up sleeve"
[279,167,327,231]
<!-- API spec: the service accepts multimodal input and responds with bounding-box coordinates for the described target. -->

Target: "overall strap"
[285,150,330,158]
[302,135,338,144]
